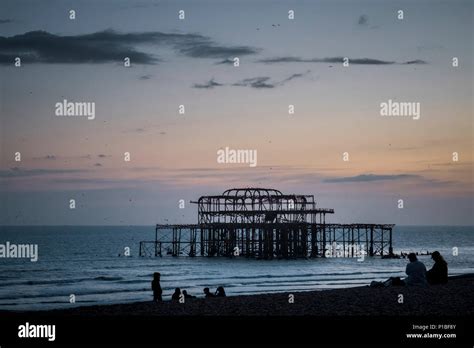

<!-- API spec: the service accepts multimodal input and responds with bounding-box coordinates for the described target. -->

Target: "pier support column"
[369,226,374,257]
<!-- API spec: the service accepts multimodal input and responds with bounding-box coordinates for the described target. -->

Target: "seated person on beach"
[404,253,428,286]
[182,290,196,298]
[215,286,226,297]
[172,288,181,301]
[372,253,428,288]
[203,287,215,298]
[427,251,448,285]
[151,272,162,302]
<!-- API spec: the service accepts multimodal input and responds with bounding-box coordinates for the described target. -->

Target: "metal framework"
[140,188,395,259]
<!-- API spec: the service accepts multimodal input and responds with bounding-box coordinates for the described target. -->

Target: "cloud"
[193,78,224,89]
[0,30,259,65]
[258,56,393,64]
[195,71,310,90]
[0,19,13,24]
[358,15,369,25]
[0,30,159,64]
[258,57,311,64]
[258,56,427,65]
[234,70,310,88]
[279,70,311,84]
[323,174,420,183]
[33,155,57,160]
[431,161,473,167]
[179,43,257,59]
[215,58,234,65]
[233,77,275,88]
[0,167,86,178]
[403,59,427,65]
[346,58,395,64]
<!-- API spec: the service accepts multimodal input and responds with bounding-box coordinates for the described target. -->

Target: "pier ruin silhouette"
[139,188,395,259]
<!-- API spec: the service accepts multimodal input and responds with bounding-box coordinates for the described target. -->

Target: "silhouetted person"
[427,251,448,284]
[151,272,162,302]
[203,287,215,298]
[405,253,428,287]
[215,286,226,297]
[172,288,181,301]
[182,290,196,299]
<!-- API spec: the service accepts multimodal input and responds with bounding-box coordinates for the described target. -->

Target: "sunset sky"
[1,0,472,225]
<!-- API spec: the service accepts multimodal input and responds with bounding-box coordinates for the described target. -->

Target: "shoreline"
[2,274,473,317]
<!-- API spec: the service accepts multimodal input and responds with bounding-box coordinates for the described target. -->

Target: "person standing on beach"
[405,253,428,286]
[151,272,162,302]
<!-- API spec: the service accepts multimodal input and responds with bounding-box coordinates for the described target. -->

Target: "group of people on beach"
[373,250,448,287]
[151,272,226,302]
[203,286,226,298]
[152,251,448,301]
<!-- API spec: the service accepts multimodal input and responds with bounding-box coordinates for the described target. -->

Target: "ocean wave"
[162,271,397,282]
[0,275,124,287]
[93,276,124,281]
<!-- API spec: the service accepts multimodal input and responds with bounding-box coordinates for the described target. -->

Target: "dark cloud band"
[0,30,259,65]
[324,174,420,183]
[258,56,427,65]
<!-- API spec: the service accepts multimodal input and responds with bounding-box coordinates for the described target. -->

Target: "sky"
[0,0,473,225]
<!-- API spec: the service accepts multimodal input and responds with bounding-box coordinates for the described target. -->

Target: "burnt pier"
[140,188,394,259]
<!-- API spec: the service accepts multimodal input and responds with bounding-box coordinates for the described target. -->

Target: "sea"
[0,225,472,311]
